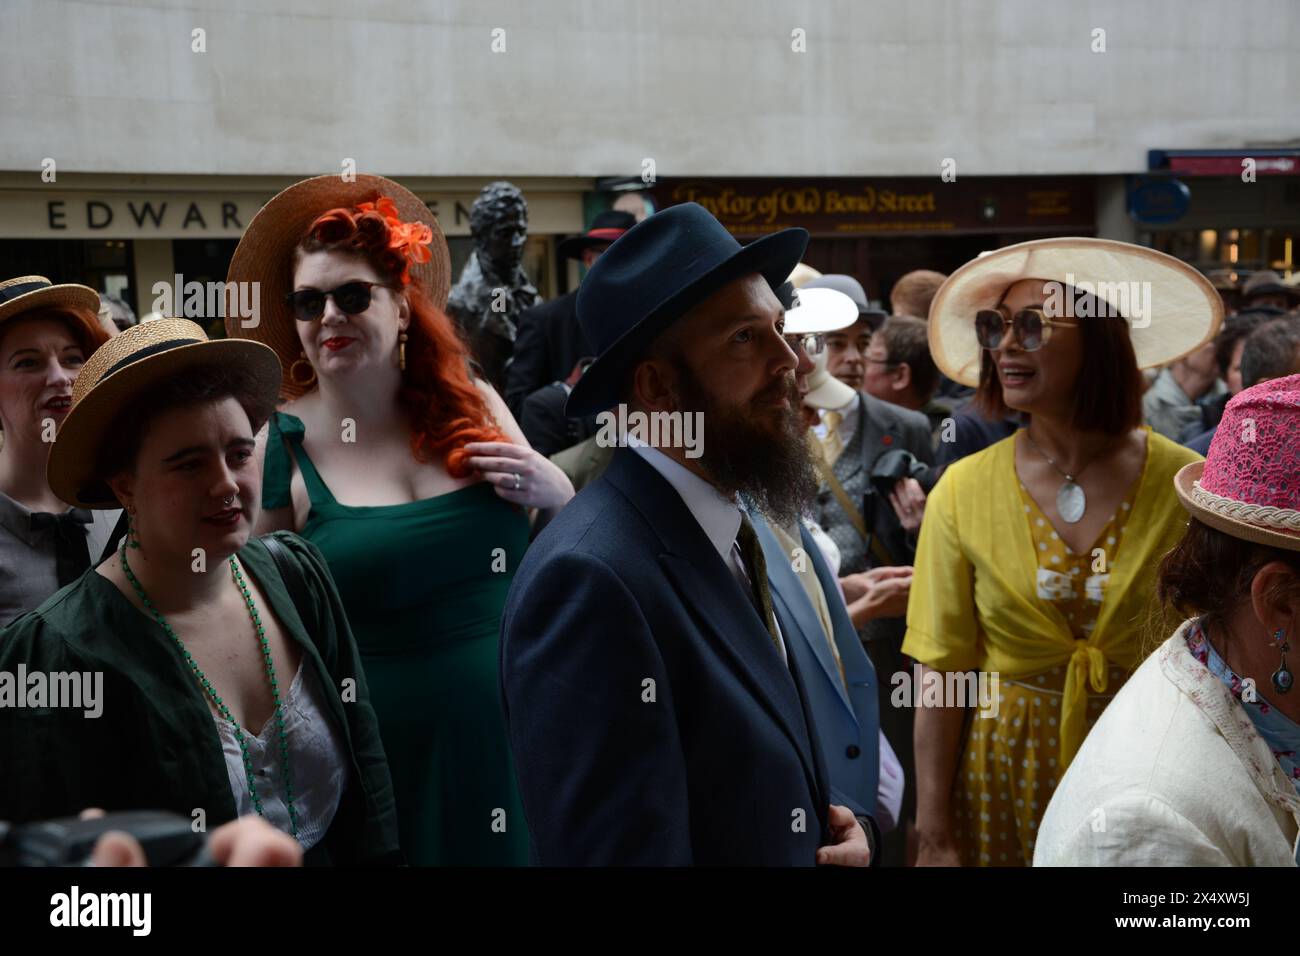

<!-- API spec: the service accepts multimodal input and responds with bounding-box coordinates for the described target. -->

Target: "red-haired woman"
[228,176,573,865]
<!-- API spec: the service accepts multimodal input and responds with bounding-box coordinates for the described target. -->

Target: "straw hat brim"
[48,339,282,509]
[1173,460,1300,552]
[929,238,1224,387]
[0,281,101,337]
[224,174,451,401]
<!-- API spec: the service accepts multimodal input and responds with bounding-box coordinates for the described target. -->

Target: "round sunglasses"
[284,281,394,322]
[784,332,826,357]
[975,307,1079,352]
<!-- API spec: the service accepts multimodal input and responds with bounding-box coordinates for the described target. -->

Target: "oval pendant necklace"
[1023,430,1090,524]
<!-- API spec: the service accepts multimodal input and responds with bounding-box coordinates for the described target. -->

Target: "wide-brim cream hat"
[225,174,451,400]
[48,318,282,508]
[928,237,1223,387]
[0,275,102,340]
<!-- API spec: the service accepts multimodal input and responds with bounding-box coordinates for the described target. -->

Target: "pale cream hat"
[928,237,1223,387]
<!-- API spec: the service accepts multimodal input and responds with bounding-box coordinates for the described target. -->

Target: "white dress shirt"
[629,442,788,666]
[812,394,859,446]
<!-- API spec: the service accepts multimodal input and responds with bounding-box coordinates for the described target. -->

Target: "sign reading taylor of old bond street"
[651,176,1096,236]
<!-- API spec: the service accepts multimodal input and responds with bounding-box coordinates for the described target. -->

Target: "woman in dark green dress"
[0,319,400,865]
[228,175,574,865]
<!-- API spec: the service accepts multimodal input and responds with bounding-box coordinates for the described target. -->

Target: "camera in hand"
[0,811,214,867]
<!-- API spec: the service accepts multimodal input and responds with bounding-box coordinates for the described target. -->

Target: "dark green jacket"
[0,532,401,865]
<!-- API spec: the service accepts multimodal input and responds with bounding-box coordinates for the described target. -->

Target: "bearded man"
[500,203,874,866]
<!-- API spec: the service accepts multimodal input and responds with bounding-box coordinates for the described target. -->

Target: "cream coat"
[1034,621,1300,866]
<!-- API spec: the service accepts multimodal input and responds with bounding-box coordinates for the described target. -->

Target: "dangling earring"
[289,351,316,387]
[1271,628,1293,694]
[125,504,141,550]
[398,331,408,372]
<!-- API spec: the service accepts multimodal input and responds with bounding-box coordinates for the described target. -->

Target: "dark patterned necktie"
[735,513,781,654]
[29,510,93,587]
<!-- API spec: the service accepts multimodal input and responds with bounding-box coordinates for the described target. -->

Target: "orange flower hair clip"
[356,197,434,286]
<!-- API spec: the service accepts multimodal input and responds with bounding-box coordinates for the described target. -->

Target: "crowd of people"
[1,173,1297,867]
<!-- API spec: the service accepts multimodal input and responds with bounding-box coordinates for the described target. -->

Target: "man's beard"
[668,356,819,529]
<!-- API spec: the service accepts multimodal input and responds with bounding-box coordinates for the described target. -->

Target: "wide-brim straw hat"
[225,174,451,400]
[0,275,102,340]
[928,237,1223,387]
[1172,373,1300,552]
[48,318,282,508]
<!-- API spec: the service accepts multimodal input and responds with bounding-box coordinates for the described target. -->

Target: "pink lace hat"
[1174,373,1300,552]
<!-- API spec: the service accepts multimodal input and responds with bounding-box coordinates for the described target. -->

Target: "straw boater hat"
[1173,374,1300,552]
[0,275,101,339]
[47,318,282,509]
[928,237,1224,388]
[225,174,451,400]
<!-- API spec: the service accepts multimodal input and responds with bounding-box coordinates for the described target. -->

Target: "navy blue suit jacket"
[748,512,881,820]
[500,448,832,865]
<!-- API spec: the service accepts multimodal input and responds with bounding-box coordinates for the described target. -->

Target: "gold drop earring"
[289,351,317,387]
[398,331,408,372]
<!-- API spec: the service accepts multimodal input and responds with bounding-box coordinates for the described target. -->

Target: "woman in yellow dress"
[906,239,1221,866]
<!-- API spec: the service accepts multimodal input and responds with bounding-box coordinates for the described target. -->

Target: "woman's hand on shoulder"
[469,378,575,510]
[464,441,575,511]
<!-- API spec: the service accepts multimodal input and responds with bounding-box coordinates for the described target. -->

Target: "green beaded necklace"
[120,542,299,838]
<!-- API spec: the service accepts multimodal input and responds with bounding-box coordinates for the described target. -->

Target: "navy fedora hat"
[566,202,808,417]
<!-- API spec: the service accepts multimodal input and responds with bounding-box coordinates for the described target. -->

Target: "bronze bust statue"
[447,181,540,391]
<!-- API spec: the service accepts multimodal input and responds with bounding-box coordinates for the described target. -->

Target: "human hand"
[206,816,302,867]
[81,808,147,867]
[464,441,576,510]
[84,809,303,867]
[815,804,872,867]
[889,477,927,533]
[845,566,913,625]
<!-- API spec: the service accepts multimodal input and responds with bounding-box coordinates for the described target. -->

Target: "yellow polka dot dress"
[951,481,1139,866]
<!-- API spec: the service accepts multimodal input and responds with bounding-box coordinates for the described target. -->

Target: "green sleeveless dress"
[264,412,530,866]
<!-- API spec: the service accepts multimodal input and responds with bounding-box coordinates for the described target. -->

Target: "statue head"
[470,181,529,275]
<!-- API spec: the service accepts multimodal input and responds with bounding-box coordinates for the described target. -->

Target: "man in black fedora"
[500,203,874,866]
[504,210,636,419]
